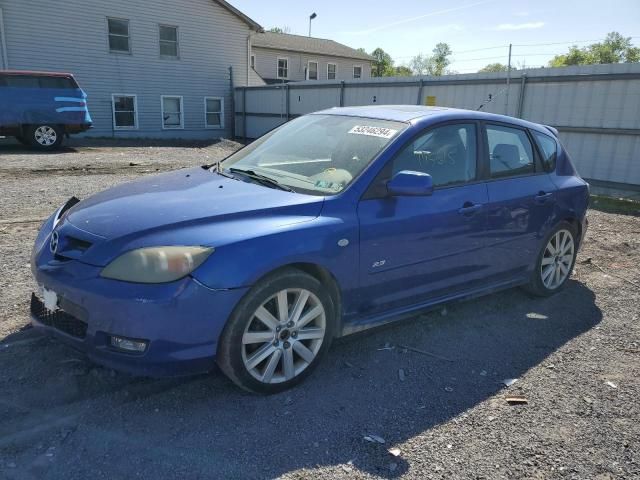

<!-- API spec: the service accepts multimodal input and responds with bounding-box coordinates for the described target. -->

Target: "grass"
[590,195,640,216]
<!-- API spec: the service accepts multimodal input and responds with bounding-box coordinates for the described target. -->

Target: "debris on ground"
[388,447,402,457]
[605,381,618,389]
[398,368,406,381]
[505,395,529,405]
[364,434,385,444]
[377,342,394,351]
[502,378,518,387]
[398,344,454,362]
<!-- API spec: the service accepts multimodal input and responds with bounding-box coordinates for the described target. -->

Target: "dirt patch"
[0,139,638,479]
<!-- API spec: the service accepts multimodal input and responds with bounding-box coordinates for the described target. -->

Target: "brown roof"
[252,32,373,61]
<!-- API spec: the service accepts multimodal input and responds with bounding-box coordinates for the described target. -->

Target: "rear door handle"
[458,203,483,215]
[534,192,553,203]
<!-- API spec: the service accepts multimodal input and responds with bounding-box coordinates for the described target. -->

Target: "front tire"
[26,124,64,150]
[525,221,578,297]
[217,268,335,394]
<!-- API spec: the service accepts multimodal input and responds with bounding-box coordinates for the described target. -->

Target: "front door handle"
[534,191,553,203]
[458,203,483,215]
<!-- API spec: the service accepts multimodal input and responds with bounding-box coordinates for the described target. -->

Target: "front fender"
[190,216,359,295]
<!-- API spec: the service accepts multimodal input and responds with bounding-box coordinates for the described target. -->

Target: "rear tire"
[525,221,578,297]
[26,124,64,150]
[217,268,335,394]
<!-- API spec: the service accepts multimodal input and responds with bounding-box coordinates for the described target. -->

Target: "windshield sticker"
[348,125,398,139]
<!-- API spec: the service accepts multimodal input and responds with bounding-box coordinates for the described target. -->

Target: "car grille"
[30,293,88,339]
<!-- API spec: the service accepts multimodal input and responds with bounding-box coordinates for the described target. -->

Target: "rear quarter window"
[0,75,77,89]
[532,131,558,172]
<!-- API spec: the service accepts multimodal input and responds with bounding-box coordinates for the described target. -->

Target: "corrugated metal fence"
[234,63,640,192]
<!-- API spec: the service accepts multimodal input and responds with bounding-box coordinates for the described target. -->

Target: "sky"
[230,0,640,73]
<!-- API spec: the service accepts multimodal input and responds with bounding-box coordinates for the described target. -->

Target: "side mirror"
[386,170,434,197]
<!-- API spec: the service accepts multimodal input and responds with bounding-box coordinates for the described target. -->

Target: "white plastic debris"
[364,434,385,444]
[606,381,618,389]
[388,447,401,457]
[398,369,406,381]
[502,378,518,387]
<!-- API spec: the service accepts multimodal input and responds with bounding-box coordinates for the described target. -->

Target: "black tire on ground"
[217,268,335,394]
[14,135,30,146]
[25,124,64,150]
[524,220,578,297]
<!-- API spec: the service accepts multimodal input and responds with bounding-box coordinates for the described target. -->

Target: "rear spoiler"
[544,125,559,137]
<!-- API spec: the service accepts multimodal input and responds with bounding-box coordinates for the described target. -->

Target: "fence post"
[416,78,424,105]
[285,84,290,120]
[229,66,235,139]
[242,87,247,141]
[516,74,527,118]
[339,81,345,107]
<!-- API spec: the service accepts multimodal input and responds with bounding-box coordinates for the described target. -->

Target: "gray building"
[0,0,262,139]
[250,32,373,84]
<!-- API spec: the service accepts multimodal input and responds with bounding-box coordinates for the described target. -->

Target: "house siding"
[252,46,372,83]
[1,0,253,139]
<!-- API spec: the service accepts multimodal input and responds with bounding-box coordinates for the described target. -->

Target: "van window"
[5,75,40,88]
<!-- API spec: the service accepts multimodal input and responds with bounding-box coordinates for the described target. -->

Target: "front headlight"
[100,246,214,283]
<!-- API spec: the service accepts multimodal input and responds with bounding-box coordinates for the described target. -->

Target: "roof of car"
[314,105,548,132]
[0,70,75,77]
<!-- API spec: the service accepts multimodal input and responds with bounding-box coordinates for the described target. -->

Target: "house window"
[107,18,130,53]
[353,65,362,79]
[307,61,318,80]
[327,63,337,80]
[159,25,179,58]
[161,96,184,129]
[112,94,137,129]
[277,58,288,79]
[250,55,255,69]
[205,97,224,128]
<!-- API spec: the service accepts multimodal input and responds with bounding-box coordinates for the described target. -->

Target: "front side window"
[159,25,179,58]
[390,123,477,187]
[308,61,318,80]
[327,63,337,80]
[205,97,224,128]
[108,18,130,53]
[162,96,183,129]
[353,65,362,79]
[532,131,558,172]
[277,58,288,78]
[487,124,534,178]
[112,95,137,129]
[222,115,406,195]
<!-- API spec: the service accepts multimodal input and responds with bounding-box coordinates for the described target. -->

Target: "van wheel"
[26,124,64,150]
[15,135,30,146]
[217,268,335,394]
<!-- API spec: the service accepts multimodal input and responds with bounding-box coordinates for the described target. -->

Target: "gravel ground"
[0,138,638,480]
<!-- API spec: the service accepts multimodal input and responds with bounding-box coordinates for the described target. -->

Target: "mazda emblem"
[50,230,59,254]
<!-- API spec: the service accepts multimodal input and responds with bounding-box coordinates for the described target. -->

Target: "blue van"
[0,70,92,150]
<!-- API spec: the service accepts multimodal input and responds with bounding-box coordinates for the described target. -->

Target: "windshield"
[222,114,407,195]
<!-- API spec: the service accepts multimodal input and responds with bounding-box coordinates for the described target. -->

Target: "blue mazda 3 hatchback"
[31,106,589,393]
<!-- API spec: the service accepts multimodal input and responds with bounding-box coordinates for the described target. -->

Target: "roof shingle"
[252,32,373,61]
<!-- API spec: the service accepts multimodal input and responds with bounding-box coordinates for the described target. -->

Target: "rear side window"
[0,75,77,89]
[532,131,558,172]
[486,124,534,178]
[4,75,40,88]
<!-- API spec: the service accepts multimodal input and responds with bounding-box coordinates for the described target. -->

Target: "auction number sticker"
[348,125,398,139]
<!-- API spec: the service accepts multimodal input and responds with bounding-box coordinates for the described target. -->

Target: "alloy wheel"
[541,229,575,289]
[241,288,326,384]
[34,126,57,146]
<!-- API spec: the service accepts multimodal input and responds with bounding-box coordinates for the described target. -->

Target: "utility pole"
[505,43,512,115]
[308,13,317,37]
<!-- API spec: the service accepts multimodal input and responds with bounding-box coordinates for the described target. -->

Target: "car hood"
[65,167,324,240]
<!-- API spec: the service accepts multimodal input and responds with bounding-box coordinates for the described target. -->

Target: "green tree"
[431,42,452,76]
[478,62,509,73]
[268,26,291,34]
[409,43,452,76]
[409,53,433,75]
[371,48,395,77]
[394,65,413,76]
[549,32,639,67]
